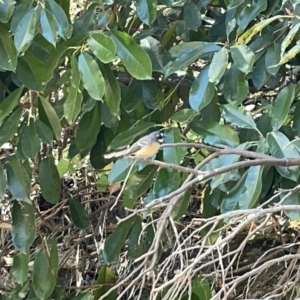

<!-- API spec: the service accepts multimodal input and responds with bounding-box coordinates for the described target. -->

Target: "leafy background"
[1,0,300,299]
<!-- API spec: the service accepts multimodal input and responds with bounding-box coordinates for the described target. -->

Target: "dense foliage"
[2,0,300,299]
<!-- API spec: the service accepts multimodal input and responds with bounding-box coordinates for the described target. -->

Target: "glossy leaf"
[0,0,15,22]
[103,216,136,264]
[6,157,31,203]
[265,42,281,75]
[208,47,228,84]
[78,52,105,100]
[165,42,220,77]
[153,169,181,198]
[87,33,116,63]
[221,104,256,129]
[14,8,38,53]
[35,119,54,145]
[189,66,215,112]
[281,23,300,57]
[75,102,101,151]
[69,198,89,229]
[33,251,56,299]
[0,88,22,123]
[127,216,143,259]
[124,165,158,208]
[99,63,121,117]
[109,122,156,149]
[0,23,18,71]
[108,158,136,184]
[136,0,157,25]
[271,84,295,130]
[191,120,239,147]
[278,41,300,66]
[109,30,152,80]
[45,0,71,39]
[231,44,255,73]
[170,108,198,123]
[12,252,29,285]
[267,131,300,181]
[21,118,40,159]
[223,64,248,105]
[11,200,35,253]
[236,0,267,36]
[0,106,22,143]
[163,128,186,164]
[172,188,192,220]
[94,266,117,300]
[38,97,62,141]
[39,156,61,204]
[64,55,83,124]
[183,2,201,31]
[40,8,59,46]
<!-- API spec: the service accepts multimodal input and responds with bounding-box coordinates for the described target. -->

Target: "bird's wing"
[124,136,152,156]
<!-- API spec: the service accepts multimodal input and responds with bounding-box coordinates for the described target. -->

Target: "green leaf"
[99,63,121,117]
[75,102,101,151]
[103,216,136,264]
[165,42,220,78]
[191,120,239,147]
[231,44,255,73]
[0,0,15,22]
[208,47,228,84]
[109,122,156,149]
[127,216,143,259]
[239,166,263,209]
[0,23,18,71]
[221,104,256,129]
[94,266,117,300]
[136,0,157,25]
[281,22,300,57]
[163,127,186,164]
[40,8,60,46]
[172,188,192,220]
[39,156,61,204]
[109,30,152,80]
[64,55,83,124]
[277,41,300,66]
[267,131,300,181]
[10,0,34,33]
[6,157,31,203]
[183,2,201,31]
[0,163,6,199]
[0,88,22,123]
[189,65,215,112]
[78,52,105,100]
[236,0,268,36]
[170,108,198,123]
[35,119,53,145]
[124,165,158,208]
[265,42,281,75]
[223,64,248,105]
[0,106,22,143]
[11,200,36,253]
[21,118,41,159]
[38,97,62,141]
[88,33,116,63]
[45,0,71,39]
[153,169,181,198]
[69,198,89,229]
[12,252,29,285]
[271,84,295,130]
[108,158,136,184]
[33,251,56,299]
[47,238,59,277]
[14,8,39,53]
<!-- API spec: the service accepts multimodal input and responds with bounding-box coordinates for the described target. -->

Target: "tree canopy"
[1,0,300,299]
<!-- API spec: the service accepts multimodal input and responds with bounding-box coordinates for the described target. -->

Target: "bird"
[104,131,164,159]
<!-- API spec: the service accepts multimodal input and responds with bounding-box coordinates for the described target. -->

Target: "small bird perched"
[104,131,164,159]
